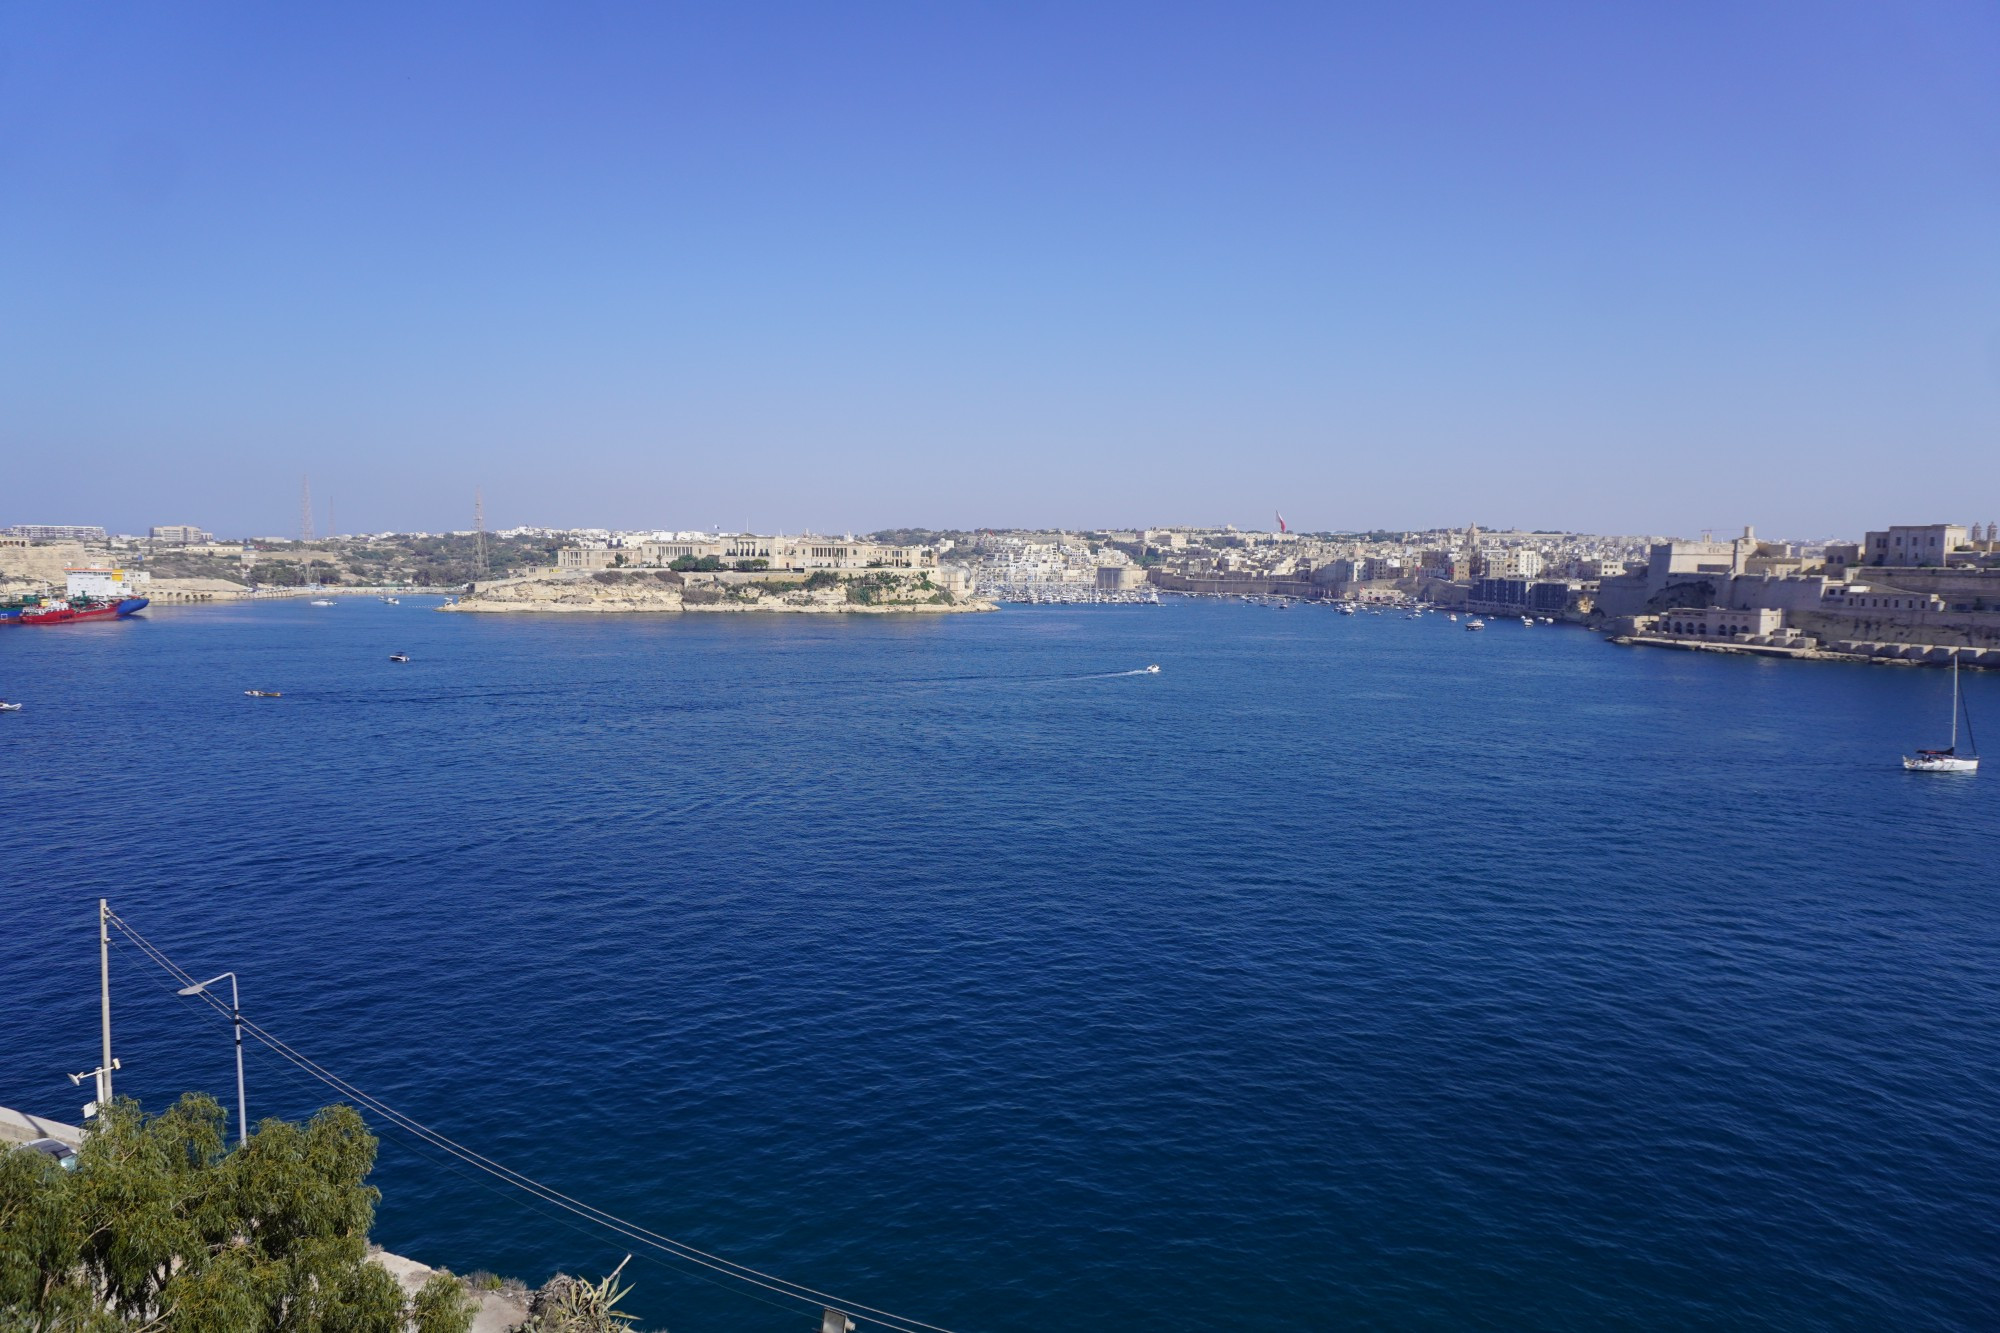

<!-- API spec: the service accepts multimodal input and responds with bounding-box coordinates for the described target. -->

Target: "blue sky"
[3,1,1996,538]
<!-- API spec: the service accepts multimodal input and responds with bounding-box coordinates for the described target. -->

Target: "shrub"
[0,1095,475,1333]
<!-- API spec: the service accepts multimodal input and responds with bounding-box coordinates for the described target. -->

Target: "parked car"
[18,1137,78,1170]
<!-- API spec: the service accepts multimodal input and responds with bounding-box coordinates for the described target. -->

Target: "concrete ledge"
[371,1248,530,1333]
[0,1107,83,1148]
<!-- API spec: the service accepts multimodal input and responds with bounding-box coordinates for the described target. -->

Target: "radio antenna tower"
[300,475,315,543]
[474,488,488,577]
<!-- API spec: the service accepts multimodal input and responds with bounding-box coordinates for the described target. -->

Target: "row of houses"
[556,534,941,574]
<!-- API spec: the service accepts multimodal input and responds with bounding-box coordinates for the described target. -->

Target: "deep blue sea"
[4,598,1998,1332]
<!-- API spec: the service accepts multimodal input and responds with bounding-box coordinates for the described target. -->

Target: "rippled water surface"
[4,599,1997,1331]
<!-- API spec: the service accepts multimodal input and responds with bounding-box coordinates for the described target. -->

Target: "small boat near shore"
[309,599,336,607]
[1465,618,1486,631]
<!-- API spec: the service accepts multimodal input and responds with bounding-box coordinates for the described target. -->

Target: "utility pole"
[301,476,315,544]
[98,899,113,1106]
[474,488,488,578]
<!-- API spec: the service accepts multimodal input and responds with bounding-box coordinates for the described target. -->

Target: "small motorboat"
[309,599,336,607]
[243,690,283,698]
[1448,613,1459,622]
[1465,619,1486,631]
[0,702,22,712]
[1144,664,1161,674]
[389,653,409,663]
[380,596,400,605]
[1521,616,1534,625]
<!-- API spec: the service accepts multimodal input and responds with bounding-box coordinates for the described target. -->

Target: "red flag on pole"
[1276,511,1288,533]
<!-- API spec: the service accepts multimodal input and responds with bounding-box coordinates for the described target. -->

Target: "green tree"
[0,1094,473,1333]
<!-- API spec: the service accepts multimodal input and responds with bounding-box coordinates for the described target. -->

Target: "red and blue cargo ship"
[0,596,150,625]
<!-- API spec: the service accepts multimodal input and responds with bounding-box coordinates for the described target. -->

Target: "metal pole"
[98,899,113,1108]
[229,974,246,1144]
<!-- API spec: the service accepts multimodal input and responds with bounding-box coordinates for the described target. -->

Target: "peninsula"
[442,566,991,615]
[440,531,991,614]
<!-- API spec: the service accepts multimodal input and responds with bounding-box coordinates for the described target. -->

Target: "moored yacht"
[1905,655,1979,773]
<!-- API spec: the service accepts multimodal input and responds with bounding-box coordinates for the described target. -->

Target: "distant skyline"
[4,2,1997,537]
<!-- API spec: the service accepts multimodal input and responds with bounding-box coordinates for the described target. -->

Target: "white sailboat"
[1904,655,1979,773]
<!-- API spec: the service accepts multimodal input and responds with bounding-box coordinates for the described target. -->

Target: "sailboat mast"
[1961,654,1978,757]
[1951,655,1960,751]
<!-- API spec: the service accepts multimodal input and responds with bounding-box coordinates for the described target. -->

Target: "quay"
[1609,633,1998,668]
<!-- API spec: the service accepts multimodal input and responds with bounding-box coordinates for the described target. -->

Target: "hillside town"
[5,518,2000,661]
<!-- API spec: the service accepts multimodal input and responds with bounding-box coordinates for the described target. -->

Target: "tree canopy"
[0,1094,473,1333]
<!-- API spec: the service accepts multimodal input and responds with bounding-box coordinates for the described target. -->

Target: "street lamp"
[177,972,247,1145]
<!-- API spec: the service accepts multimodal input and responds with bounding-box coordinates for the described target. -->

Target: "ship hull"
[7,597,150,625]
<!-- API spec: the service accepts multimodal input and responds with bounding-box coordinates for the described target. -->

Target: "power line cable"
[108,915,937,1332]
[106,935,809,1322]
[105,910,956,1333]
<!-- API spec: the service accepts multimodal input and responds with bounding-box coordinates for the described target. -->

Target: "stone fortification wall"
[1845,566,2000,603]
[1147,569,1320,597]
[1793,608,2000,651]
[0,541,90,590]
[147,578,252,603]
[443,569,990,615]
[1724,575,1842,615]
